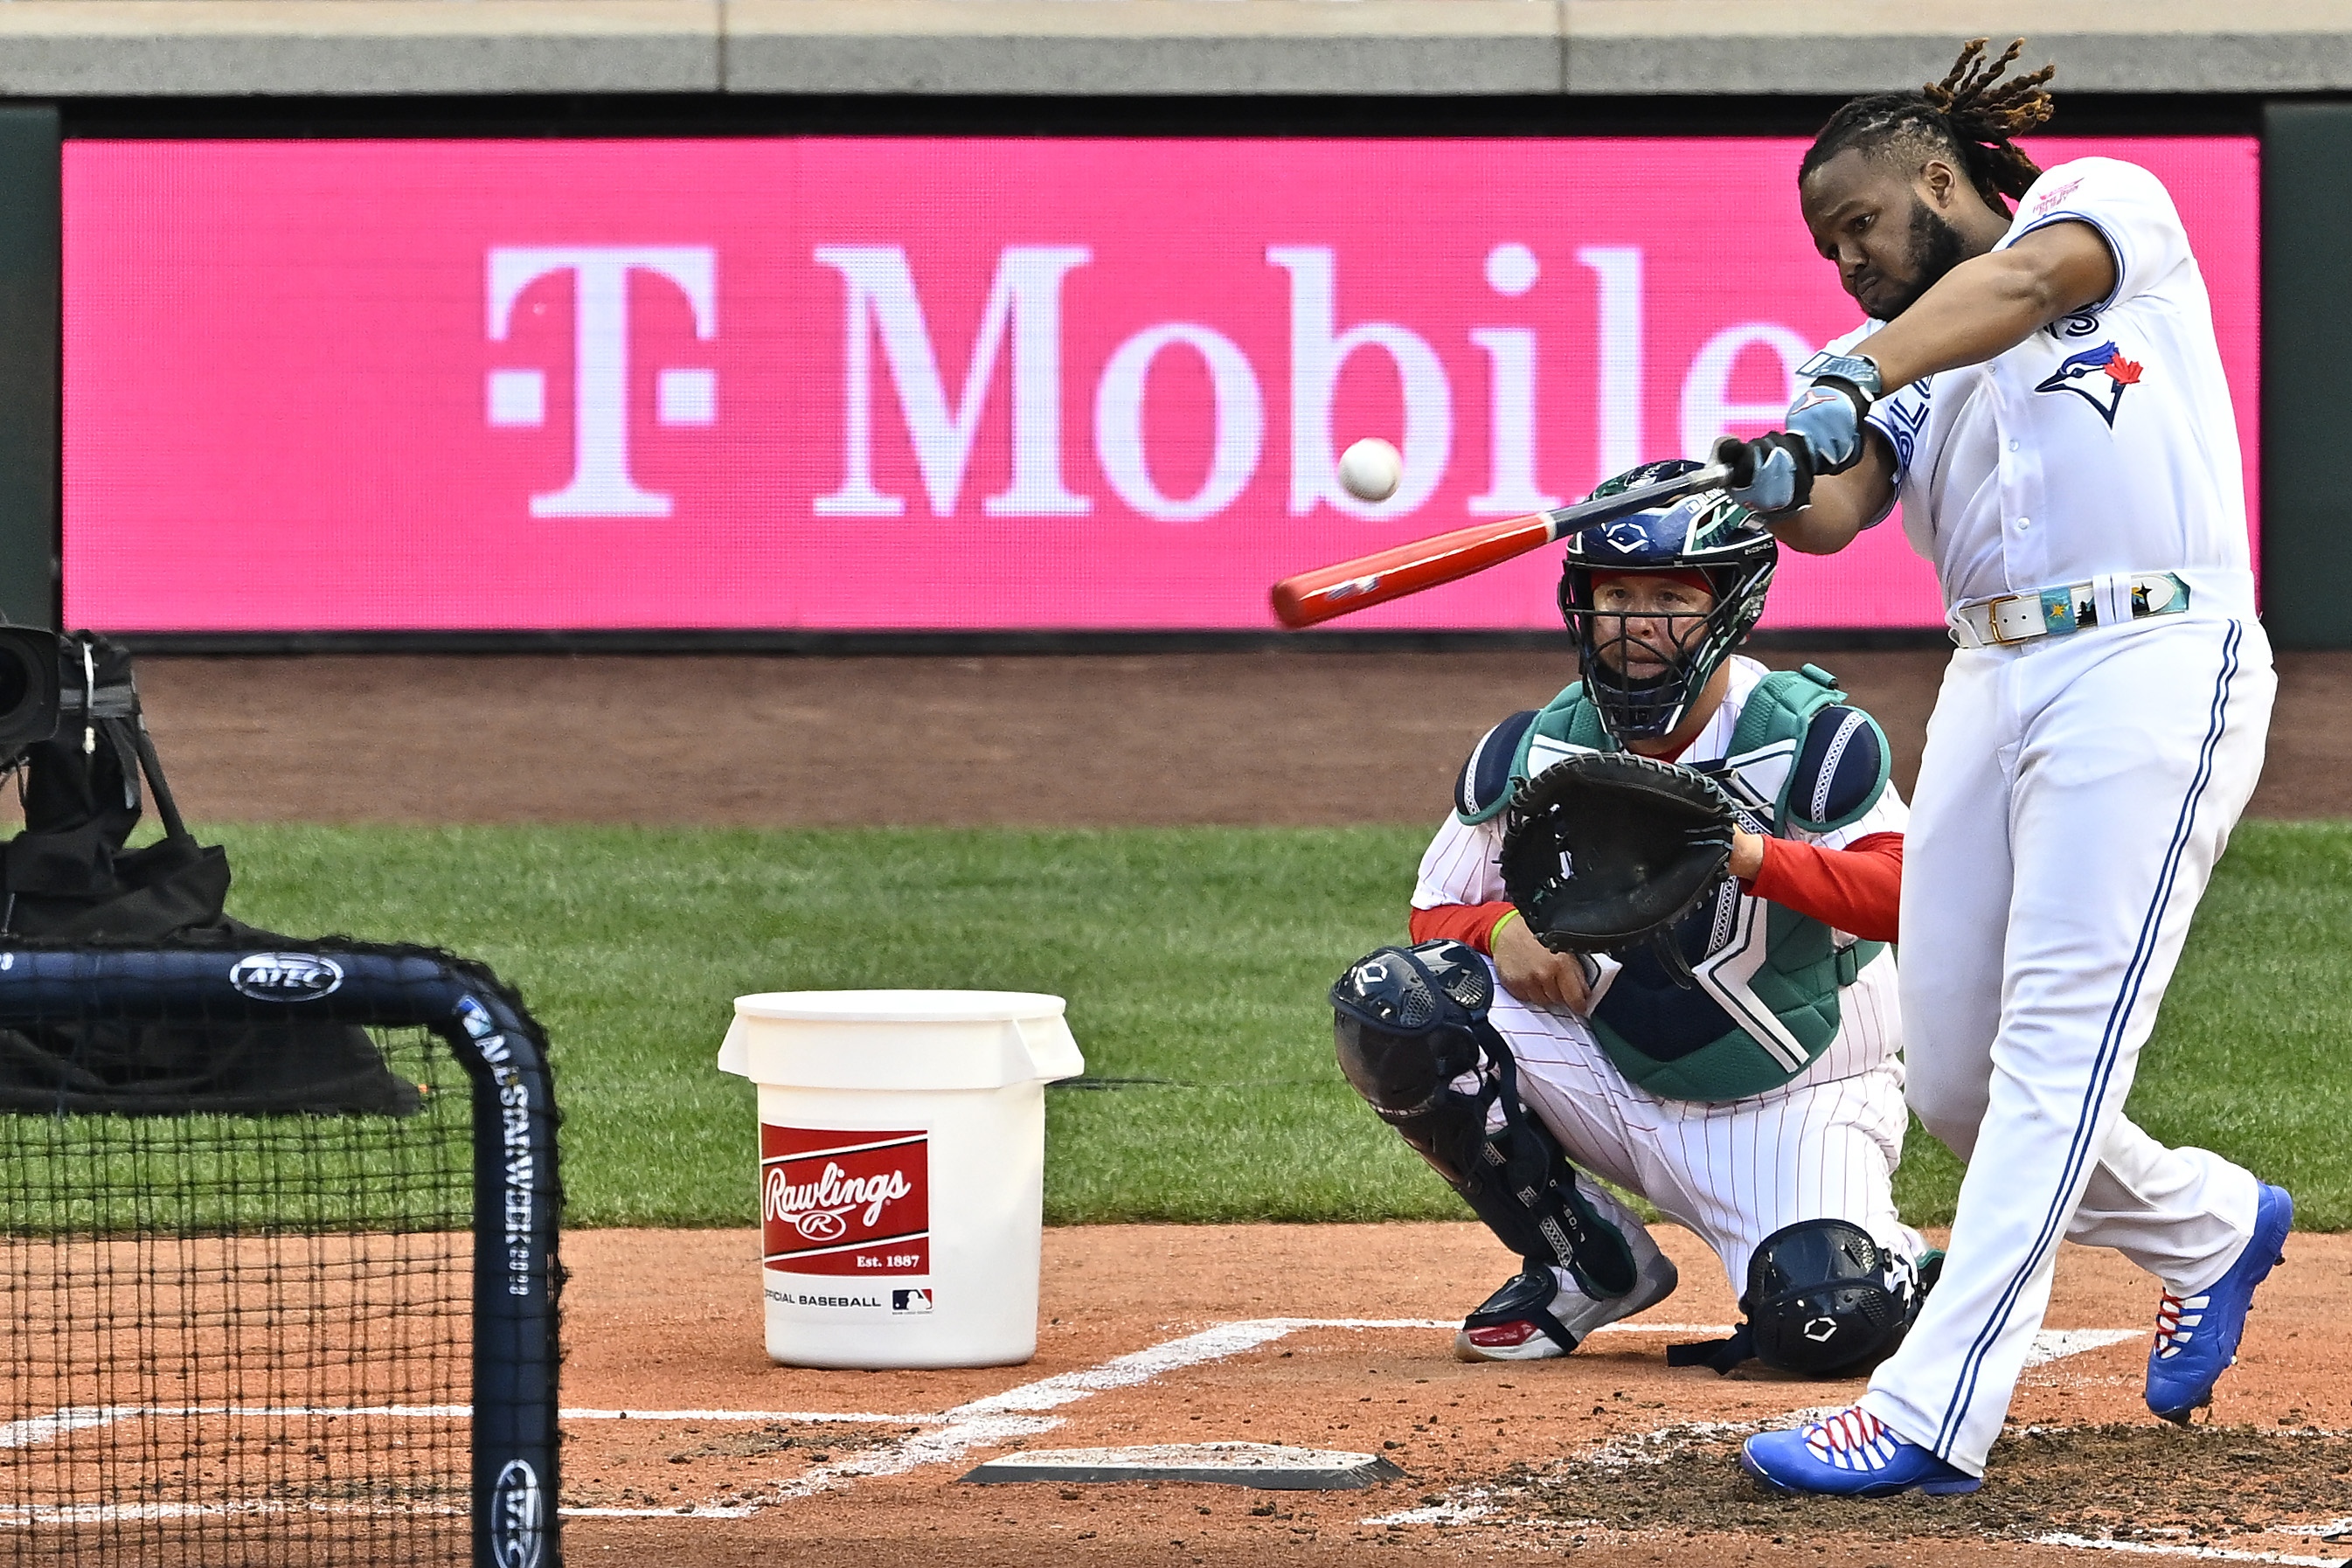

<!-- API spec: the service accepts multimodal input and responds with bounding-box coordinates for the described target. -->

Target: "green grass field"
[202,819,2352,1232]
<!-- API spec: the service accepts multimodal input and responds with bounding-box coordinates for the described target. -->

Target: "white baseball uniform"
[1412,655,1922,1296]
[1830,156,2274,1474]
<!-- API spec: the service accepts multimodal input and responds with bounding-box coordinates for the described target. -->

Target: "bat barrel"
[1270,516,1558,628]
[1266,461,1739,628]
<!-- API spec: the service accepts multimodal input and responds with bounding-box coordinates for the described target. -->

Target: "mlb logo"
[892,1288,933,1314]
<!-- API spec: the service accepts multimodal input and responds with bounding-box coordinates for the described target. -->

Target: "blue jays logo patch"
[2035,341,2143,427]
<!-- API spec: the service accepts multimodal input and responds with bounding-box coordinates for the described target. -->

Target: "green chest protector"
[1458,666,1891,1103]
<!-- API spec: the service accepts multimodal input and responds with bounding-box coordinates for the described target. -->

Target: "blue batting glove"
[1713,433,1814,518]
[1784,350,1883,475]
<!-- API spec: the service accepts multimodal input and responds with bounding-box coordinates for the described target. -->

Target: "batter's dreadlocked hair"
[1800,38,2057,211]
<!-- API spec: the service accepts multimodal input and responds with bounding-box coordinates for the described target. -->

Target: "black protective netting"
[0,945,560,1568]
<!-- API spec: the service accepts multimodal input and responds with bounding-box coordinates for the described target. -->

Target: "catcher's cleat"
[2146,1182,2293,1425]
[1454,1234,1679,1363]
[1739,1407,1980,1498]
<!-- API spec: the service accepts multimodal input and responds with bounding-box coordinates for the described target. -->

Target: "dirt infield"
[554,1223,2352,1567]
[131,647,2352,826]
[101,649,2352,1565]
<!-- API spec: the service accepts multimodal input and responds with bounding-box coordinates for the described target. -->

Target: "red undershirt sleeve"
[1743,831,1904,942]
[1407,900,1520,954]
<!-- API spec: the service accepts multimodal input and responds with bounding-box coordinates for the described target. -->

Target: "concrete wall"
[0,107,53,629]
[0,0,2344,98]
[2261,105,2352,650]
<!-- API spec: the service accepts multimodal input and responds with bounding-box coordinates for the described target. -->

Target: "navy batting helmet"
[1558,460,1778,745]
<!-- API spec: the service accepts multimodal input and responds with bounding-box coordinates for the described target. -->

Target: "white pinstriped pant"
[1859,610,2272,1475]
[1487,952,1918,1297]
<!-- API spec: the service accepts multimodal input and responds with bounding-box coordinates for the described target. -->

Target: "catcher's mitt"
[1499,751,1738,959]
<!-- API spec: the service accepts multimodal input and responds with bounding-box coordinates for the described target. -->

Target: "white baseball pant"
[1860,608,2275,1474]
[1488,954,1918,1295]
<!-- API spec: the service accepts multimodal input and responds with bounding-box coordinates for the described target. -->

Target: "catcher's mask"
[1558,459,1778,745]
[1741,1218,1930,1376]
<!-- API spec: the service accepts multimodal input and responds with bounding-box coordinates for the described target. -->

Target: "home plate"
[960,1443,1407,1490]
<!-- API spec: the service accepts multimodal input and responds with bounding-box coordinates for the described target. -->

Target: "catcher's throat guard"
[1500,751,1738,985]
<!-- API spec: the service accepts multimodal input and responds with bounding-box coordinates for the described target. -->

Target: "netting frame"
[0,938,562,1568]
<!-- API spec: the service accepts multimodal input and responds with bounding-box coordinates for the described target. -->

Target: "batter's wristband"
[1487,908,1523,951]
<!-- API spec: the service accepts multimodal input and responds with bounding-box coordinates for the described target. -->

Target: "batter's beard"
[1863,199,1971,321]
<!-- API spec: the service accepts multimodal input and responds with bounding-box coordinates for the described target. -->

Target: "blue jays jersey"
[1832,157,2253,617]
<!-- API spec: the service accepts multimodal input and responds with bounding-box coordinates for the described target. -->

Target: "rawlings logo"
[760,1127,931,1276]
[764,1162,912,1234]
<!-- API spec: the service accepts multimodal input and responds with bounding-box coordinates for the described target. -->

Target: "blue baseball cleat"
[2146,1182,2293,1425]
[1739,1407,1981,1498]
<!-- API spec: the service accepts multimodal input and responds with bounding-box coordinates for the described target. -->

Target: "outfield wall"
[54,133,2259,639]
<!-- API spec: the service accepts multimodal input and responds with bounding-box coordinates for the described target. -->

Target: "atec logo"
[228,953,345,1003]
[490,1459,544,1568]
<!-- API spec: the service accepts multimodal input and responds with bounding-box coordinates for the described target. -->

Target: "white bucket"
[716,989,1084,1370]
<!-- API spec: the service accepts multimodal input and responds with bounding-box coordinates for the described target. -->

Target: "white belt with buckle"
[1949,572,2190,649]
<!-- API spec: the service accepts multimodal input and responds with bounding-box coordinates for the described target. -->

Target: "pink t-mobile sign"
[60,136,2258,633]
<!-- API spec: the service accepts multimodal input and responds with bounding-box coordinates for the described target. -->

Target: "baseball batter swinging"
[1331,463,1939,1377]
[1716,41,2290,1495]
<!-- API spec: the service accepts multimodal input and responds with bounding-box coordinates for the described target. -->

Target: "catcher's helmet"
[1558,459,1778,744]
[1741,1218,1933,1376]
[1329,940,1495,1123]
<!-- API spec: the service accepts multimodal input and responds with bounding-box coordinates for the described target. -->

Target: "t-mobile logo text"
[486,246,717,517]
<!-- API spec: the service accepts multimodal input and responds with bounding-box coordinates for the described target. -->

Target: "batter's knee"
[1905,1070,1988,1162]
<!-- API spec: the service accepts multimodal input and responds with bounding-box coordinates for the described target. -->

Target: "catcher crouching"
[1332,459,1933,1377]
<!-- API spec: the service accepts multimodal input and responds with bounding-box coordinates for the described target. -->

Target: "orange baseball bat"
[1270,460,1733,629]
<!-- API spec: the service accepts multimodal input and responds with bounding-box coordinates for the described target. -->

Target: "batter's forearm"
[1762,439,1898,557]
[1856,227,2116,392]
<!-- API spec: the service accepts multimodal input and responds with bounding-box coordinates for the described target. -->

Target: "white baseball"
[1337,438,1403,503]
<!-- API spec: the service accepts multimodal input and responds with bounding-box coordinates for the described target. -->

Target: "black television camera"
[0,626,186,842]
[0,629,420,1116]
[0,624,64,757]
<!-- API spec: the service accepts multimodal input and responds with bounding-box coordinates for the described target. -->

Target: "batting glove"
[1712,433,1814,519]
[1784,350,1883,475]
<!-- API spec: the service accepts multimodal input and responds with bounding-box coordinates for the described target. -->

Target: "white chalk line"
[0,1500,466,1528]
[0,1407,136,1449]
[560,1505,760,1520]
[2026,1329,2142,1367]
[2035,1535,2352,1565]
[0,1317,2150,1522]
[0,1497,759,1527]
